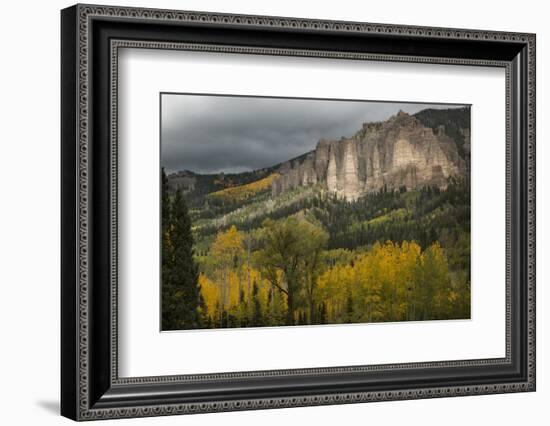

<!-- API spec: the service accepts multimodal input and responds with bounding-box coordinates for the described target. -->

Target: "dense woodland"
[161,166,471,330]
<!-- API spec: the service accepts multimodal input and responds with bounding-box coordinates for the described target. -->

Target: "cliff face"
[167,170,197,193]
[271,110,467,200]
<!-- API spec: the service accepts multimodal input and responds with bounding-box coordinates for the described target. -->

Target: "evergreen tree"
[161,183,201,330]
[161,168,175,329]
[251,281,264,327]
[198,291,210,328]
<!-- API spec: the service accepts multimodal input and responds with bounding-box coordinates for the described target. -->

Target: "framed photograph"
[61,4,536,421]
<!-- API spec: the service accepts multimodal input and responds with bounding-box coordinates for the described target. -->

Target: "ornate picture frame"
[61,4,535,421]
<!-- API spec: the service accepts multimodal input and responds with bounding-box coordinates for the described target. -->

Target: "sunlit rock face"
[271,109,467,200]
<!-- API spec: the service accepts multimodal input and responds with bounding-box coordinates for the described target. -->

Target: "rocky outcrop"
[271,110,467,200]
[167,170,197,193]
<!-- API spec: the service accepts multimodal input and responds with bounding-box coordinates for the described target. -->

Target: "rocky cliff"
[271,109,468,200]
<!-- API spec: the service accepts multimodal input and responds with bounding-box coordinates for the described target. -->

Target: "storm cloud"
[161,94,466,175]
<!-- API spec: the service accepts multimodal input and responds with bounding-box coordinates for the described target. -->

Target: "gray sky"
[161,94,466,175]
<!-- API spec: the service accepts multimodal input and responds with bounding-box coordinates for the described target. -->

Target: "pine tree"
[198,291,210,328]
[251,281,263,327]
[161,168,175,329]
[161,181,201,330]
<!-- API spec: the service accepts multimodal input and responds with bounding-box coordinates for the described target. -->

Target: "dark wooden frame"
[61,4,536,421]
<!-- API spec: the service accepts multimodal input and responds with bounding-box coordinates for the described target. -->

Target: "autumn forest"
[161,171,471,331]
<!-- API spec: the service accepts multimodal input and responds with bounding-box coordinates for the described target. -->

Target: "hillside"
[414,106,471,162]
[173,175,471,328]
[208,173,280,203]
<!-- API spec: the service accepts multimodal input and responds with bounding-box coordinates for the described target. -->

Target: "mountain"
[271,108,469,200]
[167,107,469,203]
[166,151,311,206]
[166,166,276,206]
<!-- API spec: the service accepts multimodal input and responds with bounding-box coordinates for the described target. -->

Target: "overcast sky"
[161,94,466,175]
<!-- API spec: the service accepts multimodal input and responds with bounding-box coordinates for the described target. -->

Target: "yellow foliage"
[211,225,244,261]
[317,240,426,322]
[199,260,276,324]
[208,173,280,202]
[198,273,219,315]
[201,231,459,327]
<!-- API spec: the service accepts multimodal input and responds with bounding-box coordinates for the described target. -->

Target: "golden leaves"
[208,173,280,202]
